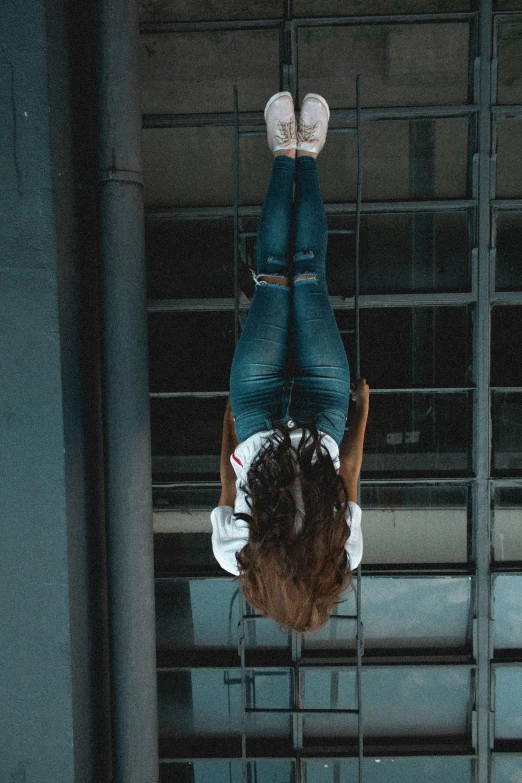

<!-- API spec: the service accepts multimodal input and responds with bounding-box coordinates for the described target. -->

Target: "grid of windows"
[141,1,522,780]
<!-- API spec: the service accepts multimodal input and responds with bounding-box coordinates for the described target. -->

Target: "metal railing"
[233,76,365,783]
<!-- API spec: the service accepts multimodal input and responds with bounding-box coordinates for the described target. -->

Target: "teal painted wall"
[0,0,111,780]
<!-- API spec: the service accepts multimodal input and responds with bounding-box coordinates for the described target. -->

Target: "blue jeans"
[230,155,350,446]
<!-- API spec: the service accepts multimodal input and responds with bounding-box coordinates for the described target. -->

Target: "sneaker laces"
[276,119,296,145]
[298,121,320,143]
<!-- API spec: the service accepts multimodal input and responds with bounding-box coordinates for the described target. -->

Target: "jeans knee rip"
[293,250,315,263]
[251,271,289,287]
[252,256,288,285]
[293,251,317,282]
[293,271,317,283]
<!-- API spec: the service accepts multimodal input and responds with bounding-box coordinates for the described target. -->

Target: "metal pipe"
[149,388,476,399]
[140,12,476,35]
[162,752,479,763]
[147,291,477,312]
[354,76,362,381]
[354,73,365,783]
[145,199,476,220]
[159,565,477,580]
[239,590,248,783]
[474,0,494,779]
[233,85,240,347]
[95,0,158,779]
[142,104,476,129]
[152,476,475,488]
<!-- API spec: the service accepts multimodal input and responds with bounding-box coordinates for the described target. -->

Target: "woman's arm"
[338,379,370,503]
[218,395,239,506]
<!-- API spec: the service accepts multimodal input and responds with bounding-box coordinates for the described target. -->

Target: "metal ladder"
[232,76,364,783]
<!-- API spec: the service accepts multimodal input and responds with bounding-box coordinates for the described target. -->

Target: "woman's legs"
[289,155,351,444]
[229,154,295,442]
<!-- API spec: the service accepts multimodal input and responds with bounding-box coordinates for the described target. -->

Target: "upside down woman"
[210,91,370,633]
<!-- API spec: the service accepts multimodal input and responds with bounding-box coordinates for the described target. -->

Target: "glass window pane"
[302,668,359,740]
[491,307,522,387]
[146,211,470,299]
[148,312,234,392]
[336,307,473,391]
[494,575,522,649]
[303,668,358,710]
[357,307,471,389]
[151,398,473,481]
[355,212,470,295]
[360,392,472,477]
[301,594,358,652]
[144,129,276,207]
[497,119,522,199]
[361,577,471,648]
[157,579,291,650]
[305,756,472,783]
[157,575,472,654]
[360,485,469,563]
[306,757,473,783]
[494,666,522,739]
[155,580,200,649]
[159,761,293,783]
[153,508,213,533]
[294,0,471,12]
[144,120,468,208]
[233,212,470,299]
[298,24,469,107]
[152,395,473,481]
[492,392,522,476]
[140,1,283,23]
[362,757,473,783]
[144,127,234,207]
[153,485,220,511]
[146,219,239,300]
[303,667,471,738]
[151,397,223,480]
[152,398,473,479]
[303,666,471,737]
[144,132,277,208]
[316,118,469,202]
[244,761,294,783]
[160,755,472,783]
[239,217,469,299]
[498,24,522,105]
[140,30,280,114]
[493,487,522,562]
[362,666,471,735]
[493,754,522,783]
[495,212,522,292]
[303,576,471,653]
[158,668,291,737]
[305,760,358,783]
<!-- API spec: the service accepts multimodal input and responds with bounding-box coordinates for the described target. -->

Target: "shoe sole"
[300,93,330,121]
[264,91,294,122]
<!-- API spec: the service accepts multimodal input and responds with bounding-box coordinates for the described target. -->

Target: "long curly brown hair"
[233,418,354,634]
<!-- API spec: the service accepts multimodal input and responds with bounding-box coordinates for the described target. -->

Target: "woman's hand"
[350,378,370,408]
[340,379,370,489]
[225,394,239,447]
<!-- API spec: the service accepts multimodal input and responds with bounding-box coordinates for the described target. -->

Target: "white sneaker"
[264,91,296,153]
[296,93,330,155]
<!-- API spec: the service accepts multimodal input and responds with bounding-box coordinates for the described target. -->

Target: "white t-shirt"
[210,428,363,576]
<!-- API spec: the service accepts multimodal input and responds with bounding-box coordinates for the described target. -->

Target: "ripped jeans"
[229,154,350,446]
